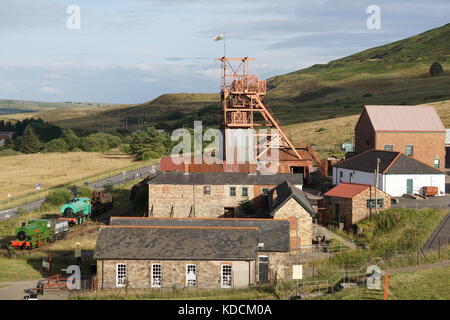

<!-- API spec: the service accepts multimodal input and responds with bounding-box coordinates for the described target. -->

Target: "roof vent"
[257,243,264,248]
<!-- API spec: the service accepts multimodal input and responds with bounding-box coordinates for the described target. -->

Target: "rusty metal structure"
[217,57,327,176]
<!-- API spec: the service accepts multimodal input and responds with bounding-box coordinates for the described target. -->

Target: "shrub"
[76,185,93,197]
[0,149,21,157]
[429,62,444,76]
[46,138,69,153]
[45,188,72,206]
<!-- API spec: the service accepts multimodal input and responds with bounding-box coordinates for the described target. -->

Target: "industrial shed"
[95,217,295,288]
[355,105,445,170]
[332,150,445,197]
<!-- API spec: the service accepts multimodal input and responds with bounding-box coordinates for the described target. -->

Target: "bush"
[80,133,122,152]
[45,188,72,206]
[0,149,21,157]
[76,185,93,197]
[429,62,444,76]
[45,138,69,153]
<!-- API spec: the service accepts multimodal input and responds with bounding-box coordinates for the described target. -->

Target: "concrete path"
[0,280,68,300]
[314,225,358,250]
[0,165,157,222]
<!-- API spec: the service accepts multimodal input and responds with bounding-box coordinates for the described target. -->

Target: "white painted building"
[333,150,445,197]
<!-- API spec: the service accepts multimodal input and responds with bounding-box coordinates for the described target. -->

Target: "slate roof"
[363,105,445,132]
[268,182,317,218]
[334,150,443,175]
[147,171,303,186]
[324,183,371,199]
[110,217,290,252]
[94,226,258,260]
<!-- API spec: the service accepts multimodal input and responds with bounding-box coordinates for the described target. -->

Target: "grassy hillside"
[314,265,450,300]
[266,23,450,125]
[3,24,450,133]
[0,99,112,115]
[285,99,450,149]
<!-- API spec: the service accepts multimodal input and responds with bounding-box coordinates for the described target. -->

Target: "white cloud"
[38,86,61,94]
[140,77,158,83]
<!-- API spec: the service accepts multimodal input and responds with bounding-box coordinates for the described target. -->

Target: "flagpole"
[223,33,226,57]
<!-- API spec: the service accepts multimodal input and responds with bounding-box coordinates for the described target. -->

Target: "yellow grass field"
[0,152,138,201]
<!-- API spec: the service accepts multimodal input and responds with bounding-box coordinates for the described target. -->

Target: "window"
[405,145,414,156]
[186,264,197,287]
[221,265,232,288]
[384,144,393,151]
[262,188,269,196]
[229,187,236,197]
[367,199,384,209]
[151,264,162,288]
[116,264,127,288]
[349,172,353,183]
[203,186,211,195]
[339,171,343,182]
[242,187,249,197]
[434,158,440,169]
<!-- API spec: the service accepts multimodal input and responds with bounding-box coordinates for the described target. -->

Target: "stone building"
[94,217,298,289]
[355,105,446,170]
[146,171,304,218]
[320,183,391,232]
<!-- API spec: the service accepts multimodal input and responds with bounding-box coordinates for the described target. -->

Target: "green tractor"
[10,219,69,249]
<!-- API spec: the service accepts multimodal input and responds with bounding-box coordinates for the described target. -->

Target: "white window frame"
[116,263,127,288]
[151,263,162,288]
[186,264,197,287]
[221,264,232,288]
[242,187,249,197]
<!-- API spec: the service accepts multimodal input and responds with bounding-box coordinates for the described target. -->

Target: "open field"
[0,98,113,115]
[0,152,138,201]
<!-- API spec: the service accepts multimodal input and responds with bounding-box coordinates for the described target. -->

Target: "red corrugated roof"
[324,183,371,199]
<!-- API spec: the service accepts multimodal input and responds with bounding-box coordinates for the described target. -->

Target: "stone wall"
[148,183,276,218]
[271,198,313,251]
[323,186,391,232]
[97,259,255,290]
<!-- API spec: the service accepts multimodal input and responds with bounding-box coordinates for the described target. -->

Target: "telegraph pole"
[374,158,381,215]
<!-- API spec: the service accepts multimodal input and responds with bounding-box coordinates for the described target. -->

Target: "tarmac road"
[0,165,158,222]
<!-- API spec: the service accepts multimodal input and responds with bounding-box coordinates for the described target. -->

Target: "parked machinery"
[91,190,113,217]
[10,219,69,249]
[60,197,92,224]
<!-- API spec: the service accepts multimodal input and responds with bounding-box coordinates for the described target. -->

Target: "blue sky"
[0,0,449,103]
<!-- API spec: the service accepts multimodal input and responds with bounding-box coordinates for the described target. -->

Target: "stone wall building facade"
[320,183,391,232]
[147,172,304,218]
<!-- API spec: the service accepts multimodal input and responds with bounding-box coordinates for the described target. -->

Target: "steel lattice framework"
[216,57,326,175]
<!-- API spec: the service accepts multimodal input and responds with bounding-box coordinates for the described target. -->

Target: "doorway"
[258,256,269,283]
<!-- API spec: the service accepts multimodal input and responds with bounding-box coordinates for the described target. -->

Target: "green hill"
[265,23,450,124]
[4,23,450,131]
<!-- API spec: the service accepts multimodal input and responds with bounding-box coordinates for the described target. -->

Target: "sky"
[0,0,449,104]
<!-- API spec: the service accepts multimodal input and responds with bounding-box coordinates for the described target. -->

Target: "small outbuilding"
[321,183,391,232]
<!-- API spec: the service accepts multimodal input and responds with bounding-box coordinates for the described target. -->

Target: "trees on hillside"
[129,126,173,160]
[429,62,444,76]
[20,125,42,153]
